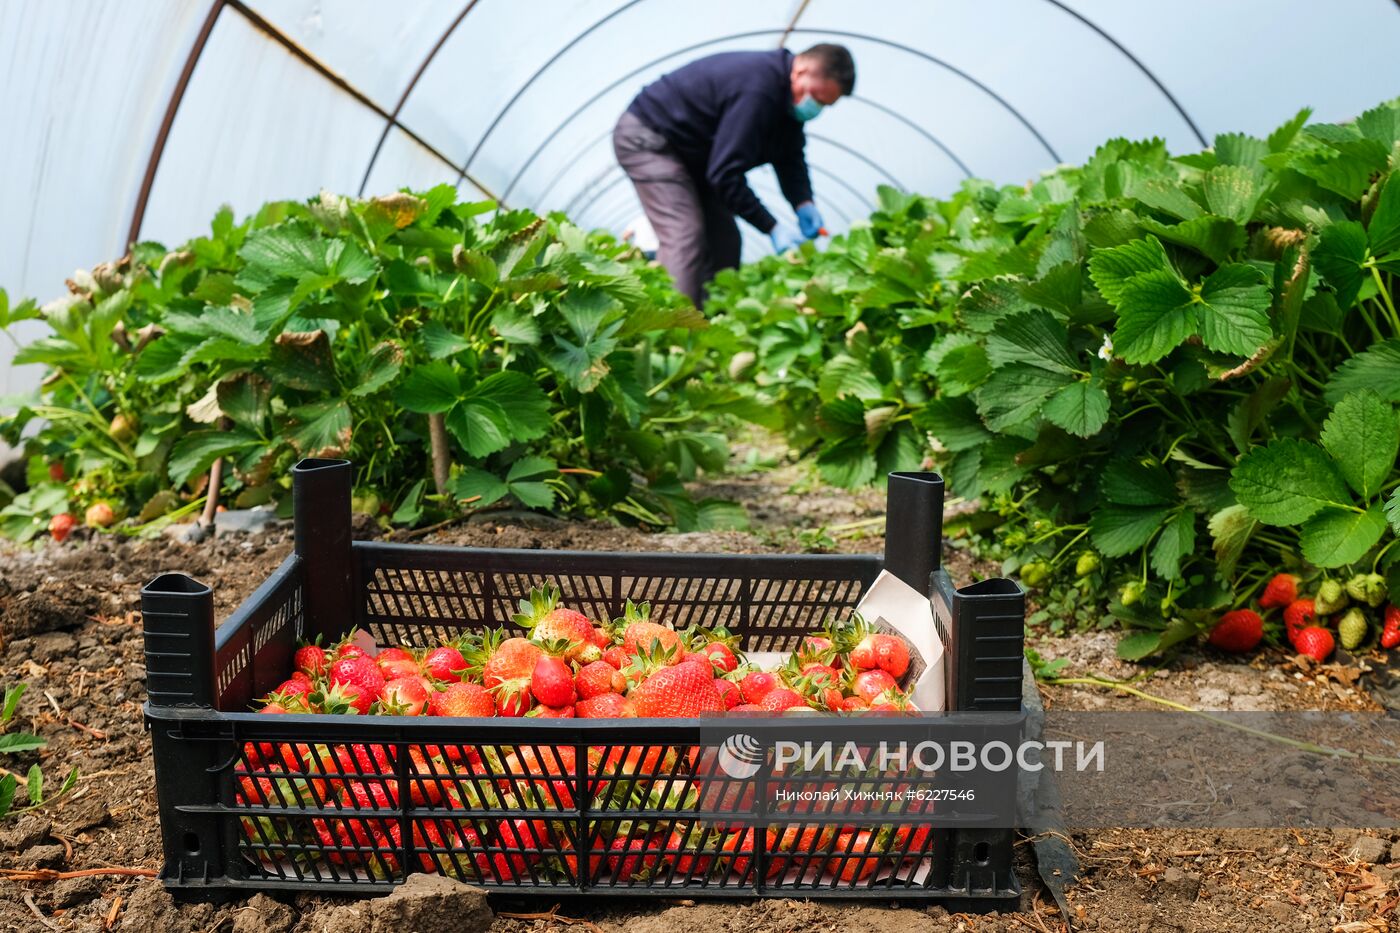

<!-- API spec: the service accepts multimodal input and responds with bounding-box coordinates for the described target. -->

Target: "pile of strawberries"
[234,585,928,885]
[1208,572,1400,662]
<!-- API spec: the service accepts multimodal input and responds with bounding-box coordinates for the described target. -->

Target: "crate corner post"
[140,571,228,889]
[883,471,945,597]
[292,457,355,644]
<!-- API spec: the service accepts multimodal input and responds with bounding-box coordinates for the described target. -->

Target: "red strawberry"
[421,645,467,682]
[334,639,368,661]
[477,818,548,881]
[376,657,420,682]
[739,671,779,704]
[512,585,597,661]
[1207,609,1263,653]
[702,642,738,674]
[502,745,577,808]
[495,690,533,717]
[1294,626,1335,662]
[840,696,868,711]
[329,657,385,712]
[730,703,765,712]
[629,652,726,718]
[530,653,577,708]
[289,670,312,685]
[714,679,741,709]
[47,462,65,482]
[379,676,430,715]
[719,829,760,879]
[590,626,611,648]
[468,631,543,715]
[768,825,836,879]
[576,693,634,718]
[1283,598,1317,646]
[601,646,630,670]
[294,641,328,677]
[852,669,897,703]
[759,688,807,712]
[528,704,576,718]
[576,660,626,699]
[797,634,835,663]
[867,689,919,713]
[1382,604,1400,650]
[600,828,667,881]
[273,678,313,704]
[428,681,495,718]
[375,646,414,665]
[1259,573,1299,610]
[850,624,910,678]
[831,829,886,883]
[617,600,680,656]
[49,513,76,543]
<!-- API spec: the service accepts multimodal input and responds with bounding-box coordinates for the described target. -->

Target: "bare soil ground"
[0,456,1394,931]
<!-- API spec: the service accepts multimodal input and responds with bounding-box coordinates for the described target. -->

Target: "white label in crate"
[855,570,945,712]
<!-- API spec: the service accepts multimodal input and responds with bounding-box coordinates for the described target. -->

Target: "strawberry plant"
[706,97,1400,657]
[1,188,745,537]
[0,683,79,819]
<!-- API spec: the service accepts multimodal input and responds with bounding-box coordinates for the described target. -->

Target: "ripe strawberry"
[289,671,312,685]
[738,670,779,704]
[329,657,385,712]
[1283,598,1316,646]
[468,630,543,715]
[840,696,868,711]
[832,829,887,882]
[84,502,116,528]
[379,676,430,715]
[294,641,328,677]
[600,646,630,670]
[714,678,741,709]
[730,703,765,712]
[1294,626,1335,662]
[702,642,738,674]
[512,585,596,661]
[422,645,467,682]
[502,745,577,808]
[528,704,575,718]
[49,513,76,543]
[1382,604,1400,650]
[719,829,760,879]
[576,692,634,718]
[531,653,577,707]
[477,818,548,881]
[495,689,533,717]
[576,660,626,699]
[429,681,495,718]
[1259,573,1299,609]
[1207,609,1263,653]
[797,634,835,663]
[375,646,414,664]
[850,622,910,678]
[600,828,668,882]
[47,462,65,482]
[376,657,420,682]
[334,640,369,662]
[759,688,807,711]
[273,678,313,705]
[617,600,680,656]
[867,689,919,713]
[852,669,897,703]
[768,825,836,878]
[590,626,611,648]
[629,649,725,718]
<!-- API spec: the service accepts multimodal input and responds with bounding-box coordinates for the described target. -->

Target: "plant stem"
[1044,674,1400,765]
[427,413,450,495]
[198,458,222,527]
[1371,266,1400,334]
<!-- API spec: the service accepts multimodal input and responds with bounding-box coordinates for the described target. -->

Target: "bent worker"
[613,43,855,306]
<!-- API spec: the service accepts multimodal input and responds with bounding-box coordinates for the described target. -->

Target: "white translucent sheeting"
[411,0,802,199]
[362,127,487,199]
[1062,0,1400,140]
[0,0,207,402]
[241,0,466,109]
[140,11,388,250]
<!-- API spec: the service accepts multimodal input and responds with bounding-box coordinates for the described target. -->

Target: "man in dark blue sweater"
[613,44,855,305]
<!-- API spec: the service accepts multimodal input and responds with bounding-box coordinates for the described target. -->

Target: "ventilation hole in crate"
[973,841,990,865]
[183,832,201,856]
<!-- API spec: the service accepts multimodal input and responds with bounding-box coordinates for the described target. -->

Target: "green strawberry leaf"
[1299,505,1388,568]
[168,429,261,487]
[449,468,509,508]
[1208,504,1257,579]
[469,371,551,442]
[1230,438,1353,525]
[268,330,339,393]
[1319,389,1400,500]
[818,354,885,402]
[975,364,1073,431]
[1112,267,1197,364]
[350,341,405,397]
[1101,458,1177,507]
[1087,235,1173,305]
[445,399,510,458]
[1090,504,1174,557]
[394,361,461,414]
[1194,262,1273,357]
[1042,381,1110,438]
[1326,339,1400,405]
[1368,170,1400,258]
[285,400,352,457]
[1137,215,1245,265]
[215,373,272,431]
[959,276,1031,332]
[984,310,1079,374]
[1386,488,1400,535]
[913,396,992,451]
[1312,220,1369,309]
[1201,164,1266,223]
[420,321,472,360]
[1149,510,1196,580]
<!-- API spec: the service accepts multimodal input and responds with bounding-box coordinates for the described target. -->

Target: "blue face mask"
[792,95,824,122]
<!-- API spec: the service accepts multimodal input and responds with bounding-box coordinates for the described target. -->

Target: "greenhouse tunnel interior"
[3,0,1399,427]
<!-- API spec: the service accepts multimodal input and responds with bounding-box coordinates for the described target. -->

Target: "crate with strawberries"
[141,460,1023,905]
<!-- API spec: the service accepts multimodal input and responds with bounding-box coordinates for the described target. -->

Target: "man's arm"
[773,139,813,209]
[704,94,778,233]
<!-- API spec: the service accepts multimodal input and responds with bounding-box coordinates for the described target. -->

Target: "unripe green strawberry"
[1075,552,1100,577]
[1119,580,1145,607]
[1315,580,1348,615]
[1020,560,1051,588]
[1350,573,1388,608]
[1338,607,1368,651]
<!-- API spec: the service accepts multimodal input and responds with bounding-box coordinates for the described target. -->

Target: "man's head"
[791,43,855,117]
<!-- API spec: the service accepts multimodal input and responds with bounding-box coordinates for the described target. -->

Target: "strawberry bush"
[0,187,751,538]
[705,98,1400,657]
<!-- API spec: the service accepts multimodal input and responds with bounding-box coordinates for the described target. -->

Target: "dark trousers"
[612,111,740,306]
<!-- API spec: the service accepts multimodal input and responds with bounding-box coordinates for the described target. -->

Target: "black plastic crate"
[142,459,1026,909]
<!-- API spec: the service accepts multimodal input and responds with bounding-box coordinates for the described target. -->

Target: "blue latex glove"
[770,220,804,254]
[795,201,823,239]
